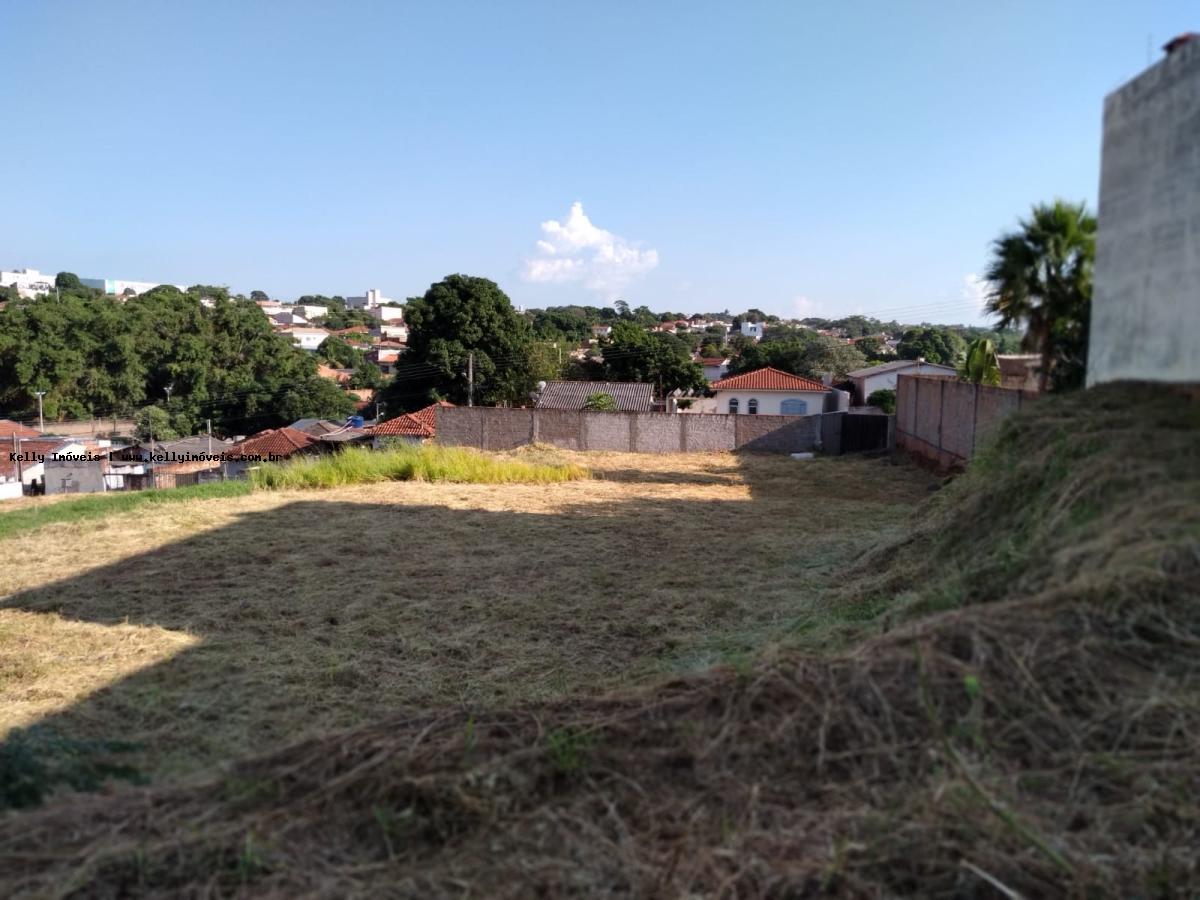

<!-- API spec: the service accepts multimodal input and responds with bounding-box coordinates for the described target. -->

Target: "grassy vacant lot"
[0,449,929,784]
[1,385,1197,897]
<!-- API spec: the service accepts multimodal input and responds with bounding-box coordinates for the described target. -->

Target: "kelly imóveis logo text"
[7,450,282,464]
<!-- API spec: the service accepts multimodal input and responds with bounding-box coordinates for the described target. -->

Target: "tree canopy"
[600,322,705,394]
[383,274,535,410]
[895,327,966,365]
[0,284,354,435]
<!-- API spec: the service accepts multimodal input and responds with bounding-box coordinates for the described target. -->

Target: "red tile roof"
[229,427,320,458]
[371,401,452,438]
[709,367,828,392]
[0,419,41,439]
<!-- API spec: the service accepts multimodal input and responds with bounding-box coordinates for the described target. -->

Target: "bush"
[867,389,896,413]
[250,444,589,490]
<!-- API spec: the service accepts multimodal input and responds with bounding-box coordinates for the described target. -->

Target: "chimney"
[1163,33,1198,55]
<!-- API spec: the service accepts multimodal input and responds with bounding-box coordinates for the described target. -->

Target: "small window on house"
[748,398,758,415]
[780,398,808,415]
[728,398,739,415]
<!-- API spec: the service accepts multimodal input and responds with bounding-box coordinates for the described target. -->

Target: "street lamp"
[33,391,46,433]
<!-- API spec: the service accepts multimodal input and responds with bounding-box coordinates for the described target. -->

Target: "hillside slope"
[1,384,1197,897]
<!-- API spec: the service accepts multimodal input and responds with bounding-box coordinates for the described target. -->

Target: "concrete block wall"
[1089,37,1200,387]
[895,375,1036,470]
[436,407,842,454]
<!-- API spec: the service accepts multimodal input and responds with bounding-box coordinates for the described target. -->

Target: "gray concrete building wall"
[1089,38,1200,386]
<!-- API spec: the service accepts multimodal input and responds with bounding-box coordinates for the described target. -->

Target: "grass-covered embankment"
[249,443,589,489]
[0,481,252,541]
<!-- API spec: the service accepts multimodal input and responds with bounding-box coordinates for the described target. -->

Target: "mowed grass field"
[0,449,931,784]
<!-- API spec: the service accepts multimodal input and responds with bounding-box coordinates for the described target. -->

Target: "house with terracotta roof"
[224,426,322,477]
[369,401,451,448]
[0,419,41,440]
[698,357,730,382]
[708,367,831,416]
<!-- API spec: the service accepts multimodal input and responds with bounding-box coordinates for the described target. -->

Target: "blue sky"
[1,1,1190,324]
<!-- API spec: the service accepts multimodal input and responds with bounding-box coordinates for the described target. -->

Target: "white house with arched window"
[709,367,831,416]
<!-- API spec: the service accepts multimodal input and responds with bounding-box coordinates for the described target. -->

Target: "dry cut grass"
[0,448,929,784]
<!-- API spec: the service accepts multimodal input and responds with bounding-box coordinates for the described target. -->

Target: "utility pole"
[467,351,475,408]
[12,433,21,485]
[34,391,45,433]
[206,418,213,455]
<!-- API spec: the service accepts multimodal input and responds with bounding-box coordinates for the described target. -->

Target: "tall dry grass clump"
[250,443,589,489]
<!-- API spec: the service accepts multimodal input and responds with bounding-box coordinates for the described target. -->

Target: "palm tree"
[983,200,1096,391]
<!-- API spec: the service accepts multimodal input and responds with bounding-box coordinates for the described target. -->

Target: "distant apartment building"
[345,288,397,310]
[1088,33,1200,386]
[80,277,187,296]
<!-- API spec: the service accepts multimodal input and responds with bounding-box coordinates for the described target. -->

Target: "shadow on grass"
[0,452,930,799]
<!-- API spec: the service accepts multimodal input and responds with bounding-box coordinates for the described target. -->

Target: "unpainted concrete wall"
[436,407,843,454]
[1089,38,1200,386]
[895,375,1037,470]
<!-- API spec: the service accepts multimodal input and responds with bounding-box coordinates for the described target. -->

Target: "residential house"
[739,321,764,341]
[293,304,328,320]
[535,381,654,412]
[0,437,88,498]
[270,310,308,326]
[708,367,830,415]
[369,401,452,448]
[846,359,958,406]
[279,326,330,351]
[110,435,233,489]
[367,305,405,323]
[225,426,322,478]
[699,357,731,382]
[591,324,613,339]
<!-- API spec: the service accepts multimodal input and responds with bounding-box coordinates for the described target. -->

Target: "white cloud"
[522,202,659,298]
[962,273,992,313]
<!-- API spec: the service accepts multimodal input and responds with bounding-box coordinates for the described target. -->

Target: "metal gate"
[841,413,890,453]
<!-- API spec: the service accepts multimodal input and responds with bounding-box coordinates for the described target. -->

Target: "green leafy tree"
[316,336,365,369]
[134,406,178,443]
[896,327,966,366]
[728,334,866,381]
[54,272,82,291]
[582,392,616,411]
[389,274,534,409]
[984,200,1096,391]
[250,290,269,302]
[601,322,705,394]
[959,338,1002,385]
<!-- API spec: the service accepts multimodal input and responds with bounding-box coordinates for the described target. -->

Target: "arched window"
[748,398,759,415]
[728,398,739,415]
[780,398,808,415]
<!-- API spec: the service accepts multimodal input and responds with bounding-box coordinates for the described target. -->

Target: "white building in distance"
[1,268,56,298]
[80,277,186,296]
[345,288,398,310]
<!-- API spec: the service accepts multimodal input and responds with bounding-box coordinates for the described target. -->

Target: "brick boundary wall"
[436,407,847,455]
[895,374,1038,471]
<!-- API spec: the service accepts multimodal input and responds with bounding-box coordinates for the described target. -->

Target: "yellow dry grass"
[0,449,931,783]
